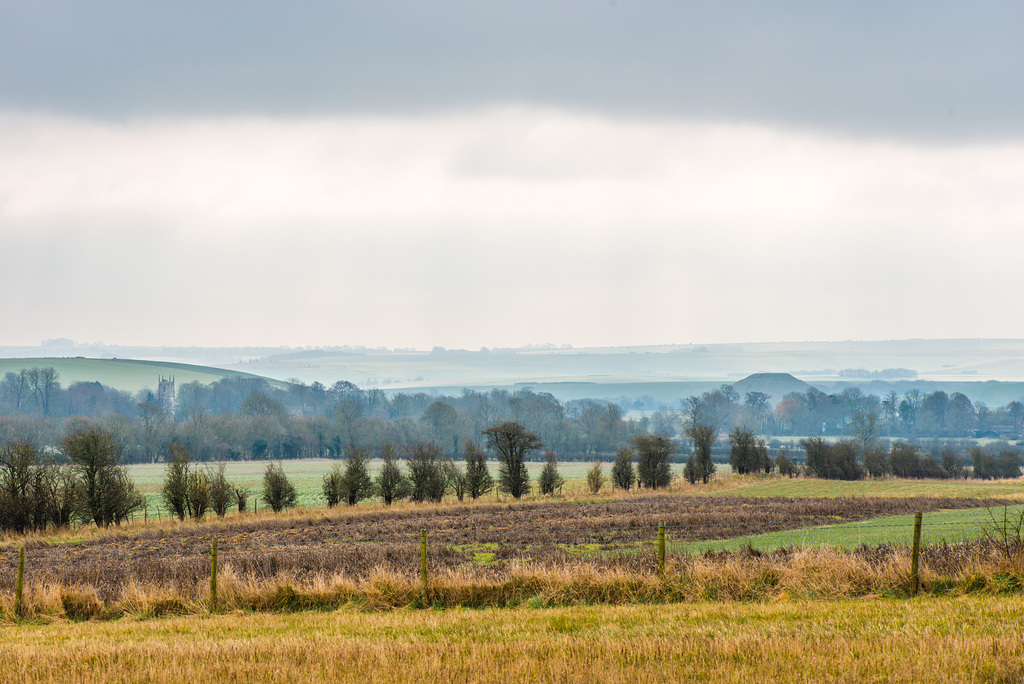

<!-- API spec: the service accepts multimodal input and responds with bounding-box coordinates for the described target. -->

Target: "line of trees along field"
[0,418,688,532]
[2,398,1021,535]
[4,417,1018,535]
[1,367,1022,474]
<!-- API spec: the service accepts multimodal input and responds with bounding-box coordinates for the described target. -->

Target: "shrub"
[262,462,297,512]
[863,448,889,479]
[343,446,374,505]
[941,448,966,479]
[63,427,143,526]
[162,444,223,519]
[971,447,1023,480]
[801,437,864,480]
[0,440,75,533]
[538,451,564,495]
[775,451,798,478]
[407,443,448,503]
[207,463,234,518]
[758,440,774,474]
[463,441,494,500]
[611,447,635,490]
[633,433,674,489]
[186,469,210,519]
[586,461,605,494]
[322,464,346,508]
[162,444,190,521]
[730,428,772,475]
[234,487,249,512]
[683,455,698,484]
[443,460,467,501]
[376,442,410,506]
[684,424,716,485]
[729,426,760,474]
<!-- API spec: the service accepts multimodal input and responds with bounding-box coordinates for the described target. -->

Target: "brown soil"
[3,494,1010,600]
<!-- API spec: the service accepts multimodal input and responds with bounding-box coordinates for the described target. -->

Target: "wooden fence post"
[910,511,923,596]
[420,529,428,594]
[15,546,25,618]
[210,538,218,612]
[658,522,666,578]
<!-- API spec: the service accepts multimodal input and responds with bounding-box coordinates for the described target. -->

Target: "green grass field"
[0,357,284,394]
[675,504,1024,554]
[707,474,1024,499]
[127,459,695,513]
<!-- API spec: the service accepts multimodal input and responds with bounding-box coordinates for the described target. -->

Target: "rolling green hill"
[0,357,287,394]
[5,338,1024,407]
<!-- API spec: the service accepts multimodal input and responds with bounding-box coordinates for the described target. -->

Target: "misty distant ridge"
[3,338,1024,406]
[4,337,1023,368]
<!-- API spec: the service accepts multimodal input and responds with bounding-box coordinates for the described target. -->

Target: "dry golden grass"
[0,595,1022,683]
[1,543,1022,621]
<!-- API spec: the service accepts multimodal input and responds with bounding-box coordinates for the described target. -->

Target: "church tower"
[157,376,176,417]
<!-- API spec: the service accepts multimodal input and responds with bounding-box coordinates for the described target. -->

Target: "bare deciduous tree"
[484,421,541,499]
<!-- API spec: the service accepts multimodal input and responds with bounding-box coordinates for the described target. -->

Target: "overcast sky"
[3,1,1024,350]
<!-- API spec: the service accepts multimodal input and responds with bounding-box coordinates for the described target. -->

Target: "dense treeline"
[1,367,1022,487]
[636,383,1024,441]
[5,368,1023,443]
[2,418,1021,535]
[0,428,143,533]
[1,369,645,463]
[772,387,1024,440]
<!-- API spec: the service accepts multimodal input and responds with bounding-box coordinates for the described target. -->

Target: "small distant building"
[157,376,175,417]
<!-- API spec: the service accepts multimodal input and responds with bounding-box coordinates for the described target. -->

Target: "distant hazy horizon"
[3,336,1024,358]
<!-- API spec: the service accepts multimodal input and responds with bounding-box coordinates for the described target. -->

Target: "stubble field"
[2,473,1023,682]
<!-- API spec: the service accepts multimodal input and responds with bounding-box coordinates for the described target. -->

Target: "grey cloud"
[2,1,1024,140]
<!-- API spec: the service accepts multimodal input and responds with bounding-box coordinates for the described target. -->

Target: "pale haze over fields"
[3,2,1023,350]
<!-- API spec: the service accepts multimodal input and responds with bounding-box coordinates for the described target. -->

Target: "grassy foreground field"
[2,473,1024,683]
[1,596,1022,683]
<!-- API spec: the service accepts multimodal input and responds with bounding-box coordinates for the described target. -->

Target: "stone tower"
[157,375,176,417]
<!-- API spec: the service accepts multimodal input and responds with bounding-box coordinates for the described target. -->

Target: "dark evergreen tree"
[407,443,448,503]
[375,441,410,506]
[538,450,563,495]
[463,441,493,500]
[611,446,636,490]
[262,462,297,512]
[343,445,374,505]
[632,433,674,489]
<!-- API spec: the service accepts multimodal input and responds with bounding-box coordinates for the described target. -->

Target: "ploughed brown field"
[0,494,1009,602]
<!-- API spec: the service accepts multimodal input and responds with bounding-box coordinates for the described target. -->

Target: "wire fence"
[4,509,1017,556]
[4,504,1022,608]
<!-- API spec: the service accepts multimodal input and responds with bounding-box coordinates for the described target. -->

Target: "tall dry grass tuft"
[114,580,200,618]
[59,584,106,620]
